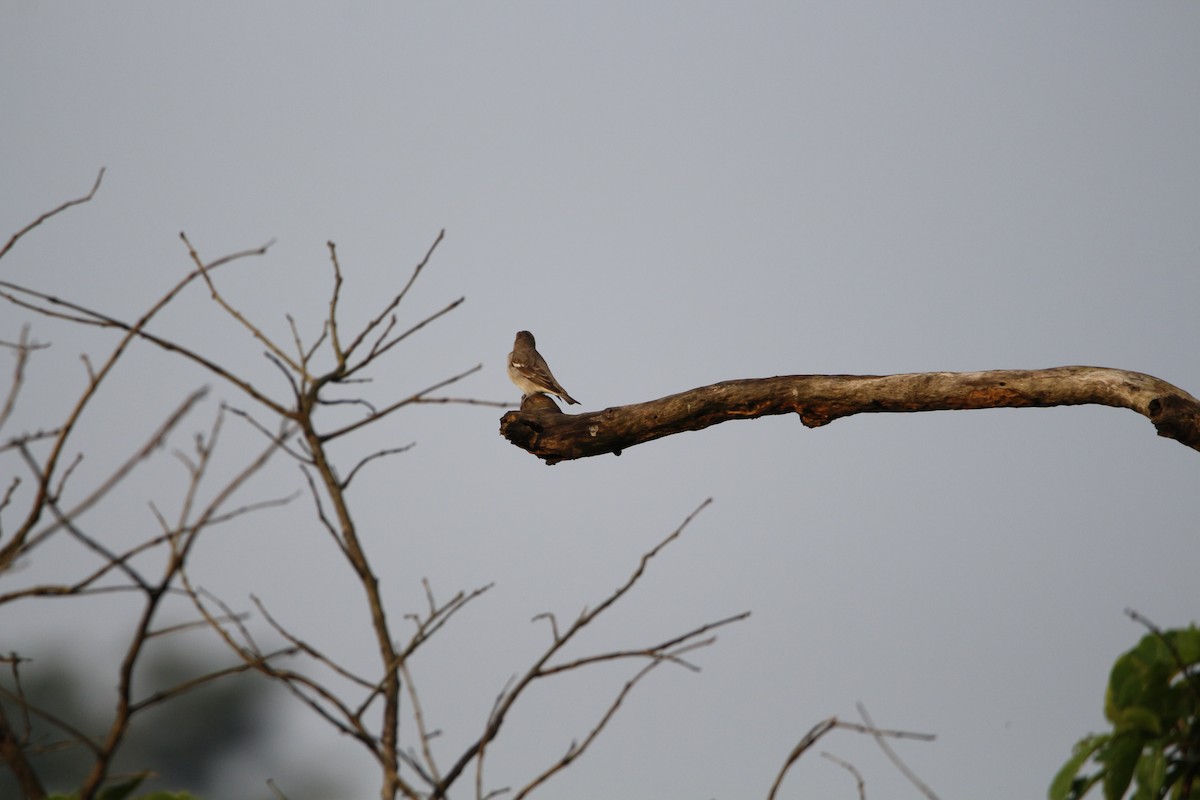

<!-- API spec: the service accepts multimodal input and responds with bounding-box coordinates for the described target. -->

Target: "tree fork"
[499,366,1200,464]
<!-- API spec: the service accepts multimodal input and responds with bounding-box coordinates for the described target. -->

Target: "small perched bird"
[507,330,579,405]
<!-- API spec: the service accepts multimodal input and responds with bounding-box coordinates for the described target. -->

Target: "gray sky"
[2,3,1199,799]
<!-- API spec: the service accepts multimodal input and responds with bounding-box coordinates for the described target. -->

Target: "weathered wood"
[499,366,1200,464]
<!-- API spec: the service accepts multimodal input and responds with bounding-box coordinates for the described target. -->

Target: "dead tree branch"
[0,168,105,260]
[501,367,1200,463]
[428,499,749,800]
[767,713,935,800]
[3,174,757,800]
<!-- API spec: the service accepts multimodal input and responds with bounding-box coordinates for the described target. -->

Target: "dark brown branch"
[500,366,1200,464]
[0,694,46,800]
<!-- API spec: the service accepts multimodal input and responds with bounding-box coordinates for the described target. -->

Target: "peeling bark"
[499,367,1200,464]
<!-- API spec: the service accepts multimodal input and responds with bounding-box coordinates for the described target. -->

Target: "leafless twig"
[768,713,935,800]
[820,751,866,800]
[856,703,940,800]
[0,168,105,260]
[429,499,749,800]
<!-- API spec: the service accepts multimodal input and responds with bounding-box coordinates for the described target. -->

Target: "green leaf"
[1131,740,1165,800]
[1109,705,1162,737]
[1063,625,1200,800]
[1101,731,1143,800]
[1168,626,1200,664]
[98,774,149,800]
[1107,627,1200,732]
[1050,735,1108,800]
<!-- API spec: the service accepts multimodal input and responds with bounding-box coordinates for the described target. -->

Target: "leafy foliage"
[1051,625,1200,800]
[46,770,201,800]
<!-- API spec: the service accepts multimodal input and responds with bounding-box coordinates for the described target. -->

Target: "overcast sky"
[3,4,1199,799]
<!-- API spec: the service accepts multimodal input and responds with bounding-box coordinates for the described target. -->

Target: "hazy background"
[2,3,1198,798]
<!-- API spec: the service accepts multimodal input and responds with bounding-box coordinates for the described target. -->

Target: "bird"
[507,330,579,405]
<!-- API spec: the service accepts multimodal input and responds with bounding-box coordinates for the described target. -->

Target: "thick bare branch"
[501,366,1200,463]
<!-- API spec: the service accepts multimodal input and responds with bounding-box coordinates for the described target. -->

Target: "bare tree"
[1,171,774,800]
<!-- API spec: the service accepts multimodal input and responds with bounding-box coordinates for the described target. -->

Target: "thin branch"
[342,443,416,490]
[399,660,442,785]
[325,241,345,362]
[79,402,288,800]
[222,405,307,462]
[767,717,839,800]
[0,242,286,423]
[512,639,721,800]
[14,388,208,565]
[344,296,465,380]
[0,581,162,605]
[318,363,481,443]
[179,586,389,770]
[531,612,560,644]
[341,230,444,362]
[0,325,48,434]
[820,751,866,800]
[298,464,347,554]
[355,580,495,723]
[0,475,21,521]
[129,651,294,714]
[412,396,511,408]
[768,714,936,800]
[252,595,375,691]
[537,613,749,677]
[856,702,940,800]
[0,656,47,800]
[287,313,327,378]
[265,350,302,403]
[180,232,299,374]
[0,428,61,455]
[433,499,727,798]
[0,683,104,760]
[48,495,156,593]
[0,167,105,260]
[0,255,278,568]
[399,581,493,660]
[148,612,250,640]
